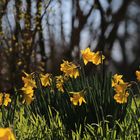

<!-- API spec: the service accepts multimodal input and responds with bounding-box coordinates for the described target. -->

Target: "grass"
[0,103,139,139]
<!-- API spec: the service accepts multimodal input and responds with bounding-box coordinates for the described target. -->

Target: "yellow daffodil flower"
[114,82,130,93]
[114,92,129,104]
[70,91,86,106]
[56,75,65,93]
[21,86,34,105]
[22,72,36,88]
[0,128,16,140]
[113,81,130,104]
[60,60,79,79]
[23,93,34,105]
[22,77,36,88]
[81,47,95,65]
[21,86,34,95]
[91,51,105,65]
[40,73,52,87]
[21,72,36,104]
[81,48,105,65]
[112,74,124,87]
[136,70,140,81]
[3,94,12,106]
[0,93,11,106]
[111,73,130,104]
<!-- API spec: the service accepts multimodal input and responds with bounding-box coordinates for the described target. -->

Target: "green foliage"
[29,71,130,132]
[1,105,139,139]
[14,108,64,140]
[0,70,140,139]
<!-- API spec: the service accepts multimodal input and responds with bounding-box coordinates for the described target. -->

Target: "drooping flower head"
[114,91,129,104]
[23,93,34,105]
[60,60,79,79]
[3,94,12,106]
[40,73,52,87]
[112,74,124,87]
[21,86,34,95]
[21,86,34,105]
[112,73,130,104]
[69,91,86,106]
[81,47,95,65]
[22,72,36,88]
[114,82,130,93]
[91,51,105,65]
[113,81,130,104]
[55,75,65,93]
[0,93,11,106]
[21,72,37,105]
[81,47,105,65]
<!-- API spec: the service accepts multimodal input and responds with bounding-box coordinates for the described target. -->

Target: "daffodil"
[112,74,124,87]
[22,77,36,88]
[3,94,12,106]
[113,82,130,104]
[60,60,79,79]
[21,86,34,95]
[114,92,129,104]
[114,82,130,93]
[56,75,65,93]
[92,51,105,65]
[21,86,34,105]
[40,73,52,87]
[21,72,36,104]
[70,91,86,106]
[136,70,140,81]
[111,73,130,104]
[0,128,15,140]
[81,47,95,65]
[81,48,105,65]
[0,93,11,106]
[23,93,34,105]
[22,72,36,88]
